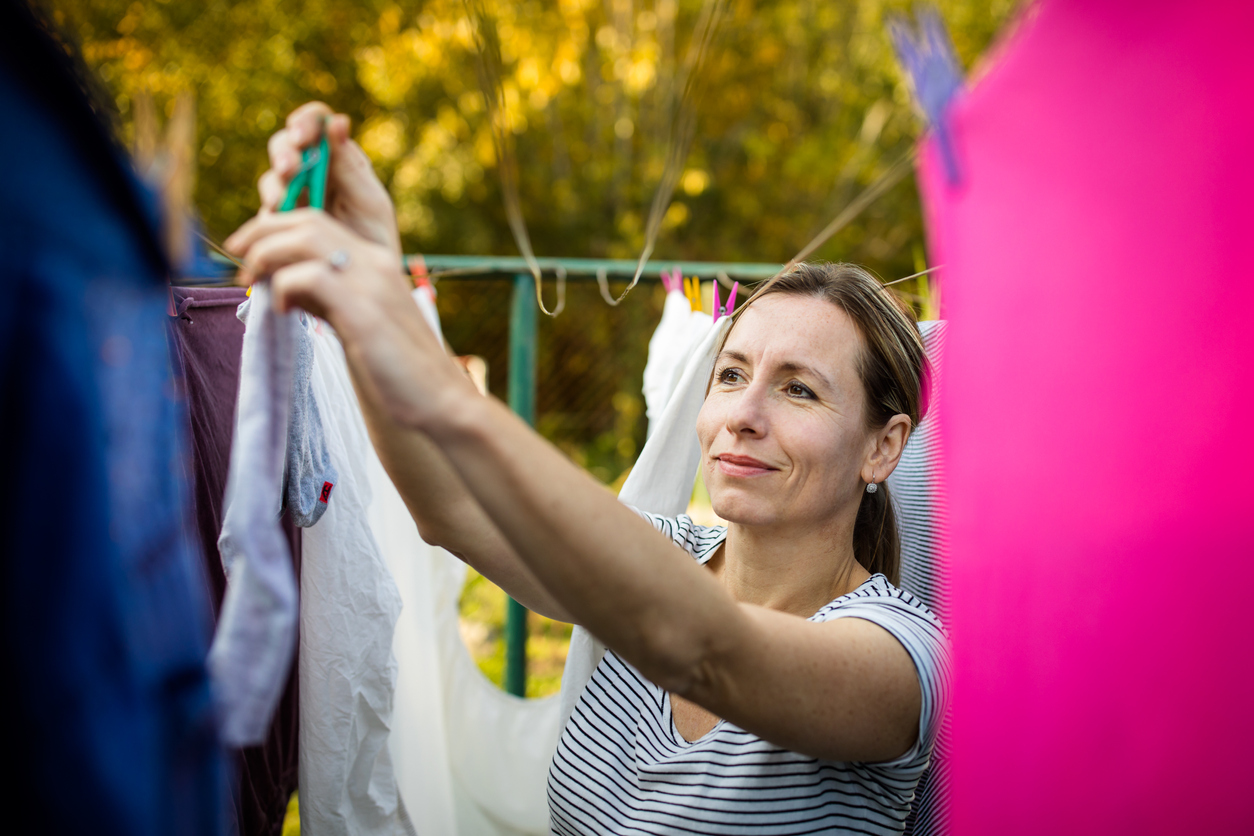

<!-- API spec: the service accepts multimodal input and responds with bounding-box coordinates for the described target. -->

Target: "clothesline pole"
[505,272,538,697]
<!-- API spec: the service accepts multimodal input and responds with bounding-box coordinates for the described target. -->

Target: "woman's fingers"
[224,208,309,258]
[272,259,333,315]
[325,113,351,146]
[258,169,288,212]
[266,127,301,178]
[268,252,419,419]
[269,259,344,319]
[242,225,335,282]
[243,210,467,430]
[285,101,336,147]
[324,131,402,255]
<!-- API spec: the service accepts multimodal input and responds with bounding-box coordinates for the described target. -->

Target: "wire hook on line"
[595,267,623,307]
[535,265,566,316]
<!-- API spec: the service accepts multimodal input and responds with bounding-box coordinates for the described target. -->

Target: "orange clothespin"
[406,254,433,293]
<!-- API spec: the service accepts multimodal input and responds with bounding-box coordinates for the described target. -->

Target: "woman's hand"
[259,102,402,257]
[224,209,473,430]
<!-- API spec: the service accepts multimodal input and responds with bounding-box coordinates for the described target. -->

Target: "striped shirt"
[548,513,950,836]
[887,319,950,836]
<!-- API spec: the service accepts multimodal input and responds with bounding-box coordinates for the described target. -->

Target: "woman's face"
[696,293,875,530]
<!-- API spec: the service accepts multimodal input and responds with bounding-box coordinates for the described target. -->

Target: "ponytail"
[853,482,900,585]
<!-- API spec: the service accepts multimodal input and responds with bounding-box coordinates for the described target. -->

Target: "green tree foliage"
[58,0,1016,273]
[55,0,1017,486]
[53,0,1017,696]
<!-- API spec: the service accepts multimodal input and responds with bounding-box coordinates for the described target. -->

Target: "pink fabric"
[917,1,1254,832]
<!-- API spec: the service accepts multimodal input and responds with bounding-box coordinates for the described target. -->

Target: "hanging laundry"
[237,298,338,528]
[643,277,715,439]
[283,309,338,528]
[641,283,696,432]
[170,285,302,836]
[666,293,716,419]
[373,482,563,836]
[300,318,405,836]
[211,122,331,751]
[209,283,301,747]
[372,288,562,836]
[914,1,1254,832]
[372,279,453,836]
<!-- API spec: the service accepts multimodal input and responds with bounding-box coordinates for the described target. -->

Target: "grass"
[459,570,572,698]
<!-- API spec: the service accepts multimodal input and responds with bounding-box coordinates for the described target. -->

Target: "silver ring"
[328,250,350,271]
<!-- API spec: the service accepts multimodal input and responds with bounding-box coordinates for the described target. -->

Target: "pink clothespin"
[712,281,739,323]
[660,267,681,294]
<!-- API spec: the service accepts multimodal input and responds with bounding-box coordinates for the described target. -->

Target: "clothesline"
[193,252,936,290]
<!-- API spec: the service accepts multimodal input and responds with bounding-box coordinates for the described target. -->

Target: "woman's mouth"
[716,454,776,478]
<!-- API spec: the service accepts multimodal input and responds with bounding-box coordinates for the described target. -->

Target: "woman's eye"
[788,383,815,399]
[717,368,743,384]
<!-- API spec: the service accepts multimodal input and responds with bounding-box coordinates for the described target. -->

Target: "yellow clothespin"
[685,276,702,312]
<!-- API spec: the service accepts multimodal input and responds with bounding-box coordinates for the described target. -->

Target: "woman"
[227,103,948,835]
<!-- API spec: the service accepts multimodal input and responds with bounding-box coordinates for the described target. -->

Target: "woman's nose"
[725,381,769,437]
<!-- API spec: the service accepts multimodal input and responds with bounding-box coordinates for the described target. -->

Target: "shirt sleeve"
[627,508,727,564]
[822,591,952,769]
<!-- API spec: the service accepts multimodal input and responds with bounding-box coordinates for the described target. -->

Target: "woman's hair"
[727,262,925,584]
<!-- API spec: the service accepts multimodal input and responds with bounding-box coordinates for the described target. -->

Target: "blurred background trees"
[52,0,1017,693]
[56,0,1018,485]
[57,0,1015,270]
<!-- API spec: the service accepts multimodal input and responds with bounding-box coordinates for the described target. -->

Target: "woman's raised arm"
[234,108,573,622]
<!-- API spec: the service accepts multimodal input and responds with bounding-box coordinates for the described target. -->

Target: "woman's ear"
[862,414,912,483]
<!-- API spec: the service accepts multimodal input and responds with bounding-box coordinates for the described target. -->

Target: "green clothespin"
[278,127,330,212]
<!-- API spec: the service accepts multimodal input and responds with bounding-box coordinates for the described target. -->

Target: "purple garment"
[169,286,300,836]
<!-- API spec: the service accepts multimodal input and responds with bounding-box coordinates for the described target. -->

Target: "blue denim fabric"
[0,56,226,836]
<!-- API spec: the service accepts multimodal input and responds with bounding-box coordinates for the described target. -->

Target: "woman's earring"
[866,478,878,494]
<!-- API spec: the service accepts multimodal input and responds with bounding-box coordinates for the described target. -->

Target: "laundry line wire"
[463,0,730,315]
